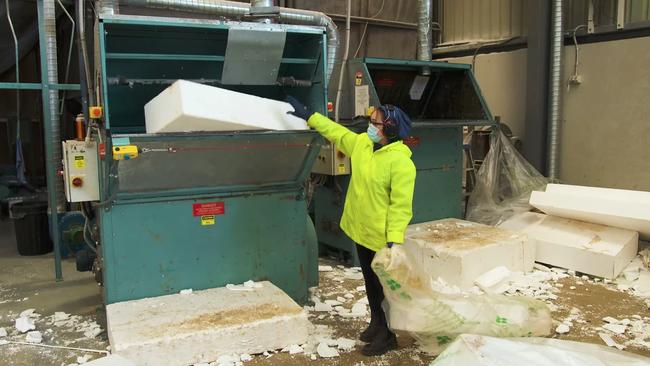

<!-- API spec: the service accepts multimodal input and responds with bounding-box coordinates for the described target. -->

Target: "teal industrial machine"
[312,58,494,264]
[70,14,330,304]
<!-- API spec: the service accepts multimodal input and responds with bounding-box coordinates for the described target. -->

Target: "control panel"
[312,142,351,176]
[62,140,100,202]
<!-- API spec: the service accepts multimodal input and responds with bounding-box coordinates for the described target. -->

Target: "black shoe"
[361,331,397,356]
[359,321,382,343]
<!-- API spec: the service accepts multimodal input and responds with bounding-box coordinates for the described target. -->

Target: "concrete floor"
[1,218,649,365]
[0,220,107,365]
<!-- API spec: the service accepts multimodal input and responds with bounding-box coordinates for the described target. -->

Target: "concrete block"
[107,281,310,366]
[144,80,307,133]
[500,212,638,279]
[404,219,535,288]
[530,185,650,240]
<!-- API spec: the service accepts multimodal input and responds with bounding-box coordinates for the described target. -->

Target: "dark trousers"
[356,244,389,330]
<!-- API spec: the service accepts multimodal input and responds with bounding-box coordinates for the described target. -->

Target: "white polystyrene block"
[144,80,308,133]
[499,212,639,279]
[530,189,650,240]
[106,282,310,366]
[83,355,135,366]
[404,219,535,288]
[545,184,650,204]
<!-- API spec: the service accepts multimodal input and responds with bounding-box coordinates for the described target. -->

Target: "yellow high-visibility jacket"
[308,113,416,252]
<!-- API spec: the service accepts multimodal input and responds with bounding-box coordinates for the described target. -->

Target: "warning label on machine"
[201,215,215,226]
[74,156,86,168]
[193,202,225,216]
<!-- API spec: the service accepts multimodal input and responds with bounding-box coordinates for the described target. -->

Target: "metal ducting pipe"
[37,0,64,280]
[251,0,274,7]
[98,0,120,15]
[110,0,339,83]
[416,0,432,75]
[43,1,65,213]
[547,0,563,180]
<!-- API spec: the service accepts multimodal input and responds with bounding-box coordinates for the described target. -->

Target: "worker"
[286,96,416,356]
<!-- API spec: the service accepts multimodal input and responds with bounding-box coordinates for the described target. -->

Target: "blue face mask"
[367,124,382,143]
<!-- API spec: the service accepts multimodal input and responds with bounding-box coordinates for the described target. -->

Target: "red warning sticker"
[193,202,225,217]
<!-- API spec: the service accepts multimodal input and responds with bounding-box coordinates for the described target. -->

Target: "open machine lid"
[328,58,494,126]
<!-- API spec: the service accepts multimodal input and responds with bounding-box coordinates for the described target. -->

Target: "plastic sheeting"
[372,246,552,355]
[466,129,548,226]
[430,334,650,366]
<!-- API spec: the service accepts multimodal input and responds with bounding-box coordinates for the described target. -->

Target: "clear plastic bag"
[466,129,549,226]
[372,246,552,354]
[431,334,650,366]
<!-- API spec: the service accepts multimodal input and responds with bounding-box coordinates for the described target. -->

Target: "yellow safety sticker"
[74,156,86,168]
[338,164,346,174]
[201,215,215,226]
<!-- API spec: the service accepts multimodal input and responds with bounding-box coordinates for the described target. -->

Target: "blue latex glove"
[285,95,313,121]
[387,242,394,248]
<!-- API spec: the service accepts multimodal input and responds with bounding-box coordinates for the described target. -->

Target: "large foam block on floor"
[530,185,650,240]
[404,219,535,288]
[144,80,308,133]
[546,183,650,203]
[106,281,310,366]
[499,212,638,278]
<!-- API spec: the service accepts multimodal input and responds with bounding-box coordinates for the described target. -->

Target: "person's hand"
[387,242,394,248]
[285,95,313,121]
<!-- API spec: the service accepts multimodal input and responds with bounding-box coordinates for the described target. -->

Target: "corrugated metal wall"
[440,0,650,45]
[440,0,527,45]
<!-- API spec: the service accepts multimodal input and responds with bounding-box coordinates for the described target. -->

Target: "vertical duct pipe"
[333,0,351,122]
[98,0,120,15]
[37,0,64,280]
[250,0,275,24]
[251,0,273,7]
[116,0,338,84]
[547,0,563,180]
[417,0,433,75]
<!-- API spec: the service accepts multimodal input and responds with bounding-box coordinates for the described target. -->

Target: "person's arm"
[386,160,416,245]
[307,113,359,157]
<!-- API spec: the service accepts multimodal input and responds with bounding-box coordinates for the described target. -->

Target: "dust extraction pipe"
[42,0,65,213]
[547,0,563,179]
[416,0,433,75]
[37,0,64,280]
[98,0,119,15]
[100,0,339,84]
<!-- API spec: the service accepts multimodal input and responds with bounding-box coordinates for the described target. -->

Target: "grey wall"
[560,36,650,190]
[443,36,650,191]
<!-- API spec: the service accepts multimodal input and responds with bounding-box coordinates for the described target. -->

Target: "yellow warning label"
[338,164,346,174]
[74,156,86,168]
[201,215,215,226]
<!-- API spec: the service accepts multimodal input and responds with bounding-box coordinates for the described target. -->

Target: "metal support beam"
[523,0,550,174]
[0,82,80,90]
[327,13,417,30]
[617,0,626,29]
[587,0,595,33]
[37,0,63,281]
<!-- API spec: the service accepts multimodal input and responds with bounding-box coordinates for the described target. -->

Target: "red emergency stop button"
[327,102,334,112]
[72,177,83,187]
[89,106,103,119]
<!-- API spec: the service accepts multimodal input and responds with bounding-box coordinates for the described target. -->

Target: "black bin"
[12,201,53,256]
